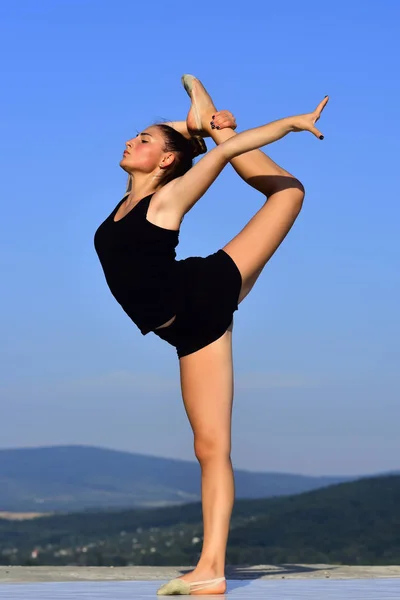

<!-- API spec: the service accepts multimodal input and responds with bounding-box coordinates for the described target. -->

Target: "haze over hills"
[0,445,365,513]
[0,475,399,566]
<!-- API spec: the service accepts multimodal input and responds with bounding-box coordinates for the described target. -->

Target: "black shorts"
[152,249,242,359]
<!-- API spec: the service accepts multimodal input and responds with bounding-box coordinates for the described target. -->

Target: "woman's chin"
[120,156,136,170]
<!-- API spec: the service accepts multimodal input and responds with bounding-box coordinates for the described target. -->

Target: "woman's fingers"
[292,97,328,139]
[315,95,329,118]
[309,115,324,139]
[310,125,324,139]
[308,96,328,138]
[213,110,234,121]
[212,113,236,126]
[313,95,328,138]
[214,119,237,130]
[212,110,237,130]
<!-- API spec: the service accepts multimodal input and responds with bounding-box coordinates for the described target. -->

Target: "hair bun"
[189,135,207,158]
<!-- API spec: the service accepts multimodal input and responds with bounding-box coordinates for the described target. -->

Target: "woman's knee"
[194,436,231,464]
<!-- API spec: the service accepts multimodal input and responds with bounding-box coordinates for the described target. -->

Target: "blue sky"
[1,0,399,476]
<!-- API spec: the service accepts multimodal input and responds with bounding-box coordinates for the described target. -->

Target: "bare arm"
[160,145,230,216]
[160,118,294,218]
[161,98,328,217]
[163,121,192,139]
[220,117,295,160]
[164,110,236,139]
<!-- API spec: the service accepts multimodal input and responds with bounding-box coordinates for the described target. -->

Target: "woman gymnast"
[94,75,328,595]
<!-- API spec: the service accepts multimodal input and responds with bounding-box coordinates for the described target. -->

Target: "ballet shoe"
[156,575,226,595]
[182,73,218,139]
[181,74,203,132]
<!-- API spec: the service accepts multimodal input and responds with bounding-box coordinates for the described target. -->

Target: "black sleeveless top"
[94,194,180,335]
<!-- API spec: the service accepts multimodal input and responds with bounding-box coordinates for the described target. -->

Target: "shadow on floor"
[177,563,337,595]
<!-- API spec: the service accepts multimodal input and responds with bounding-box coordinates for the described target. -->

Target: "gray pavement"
[0,578,399,599]
[1,564,400,584]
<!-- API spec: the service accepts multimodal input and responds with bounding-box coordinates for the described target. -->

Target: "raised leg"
[212,122,304,303]
[183,76,305,303]
[175,323,234,593]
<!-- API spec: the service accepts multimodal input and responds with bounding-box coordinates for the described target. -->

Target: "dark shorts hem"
[152,249,242,358]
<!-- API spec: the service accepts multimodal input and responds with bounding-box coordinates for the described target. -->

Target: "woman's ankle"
[196,556,225,574]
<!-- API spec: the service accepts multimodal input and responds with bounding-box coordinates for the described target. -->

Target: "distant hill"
[228,474,400,565]
[0,475,399,566]
[0,445,356,512]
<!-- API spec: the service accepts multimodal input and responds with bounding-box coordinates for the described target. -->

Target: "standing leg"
[172,324,234,594]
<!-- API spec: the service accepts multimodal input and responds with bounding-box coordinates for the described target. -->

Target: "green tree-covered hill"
[1,475,399,566]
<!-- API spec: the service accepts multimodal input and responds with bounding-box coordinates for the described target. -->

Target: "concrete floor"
[1,566,400,599]
[1,564,400,583]
[0,578,399,599]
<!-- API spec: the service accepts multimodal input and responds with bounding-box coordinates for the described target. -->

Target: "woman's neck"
[126,172,161,203]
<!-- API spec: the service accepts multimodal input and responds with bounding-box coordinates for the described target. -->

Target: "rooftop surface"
[1,565,399,598]
[0,578,399,599]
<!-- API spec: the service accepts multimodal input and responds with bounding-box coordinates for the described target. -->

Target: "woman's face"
[120,126,170,175]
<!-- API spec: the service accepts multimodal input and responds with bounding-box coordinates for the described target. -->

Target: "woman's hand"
[187,109,237,137]
[291,96,329,139]
[210,110,237,131]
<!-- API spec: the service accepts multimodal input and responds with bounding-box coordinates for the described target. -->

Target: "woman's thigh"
[223,191,303,303]
[179,322,234,457]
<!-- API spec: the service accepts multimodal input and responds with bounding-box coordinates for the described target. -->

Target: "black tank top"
[94,193,180,335]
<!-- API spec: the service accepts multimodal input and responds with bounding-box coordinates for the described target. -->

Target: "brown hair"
[155,124,207,185]
[124,125,207,194]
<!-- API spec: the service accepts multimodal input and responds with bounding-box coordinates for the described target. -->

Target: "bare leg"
[167,106,299,196]
[183,78,303,198]
[176,325,233,593]
[184,77,305,303]
[163,80,305,594]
